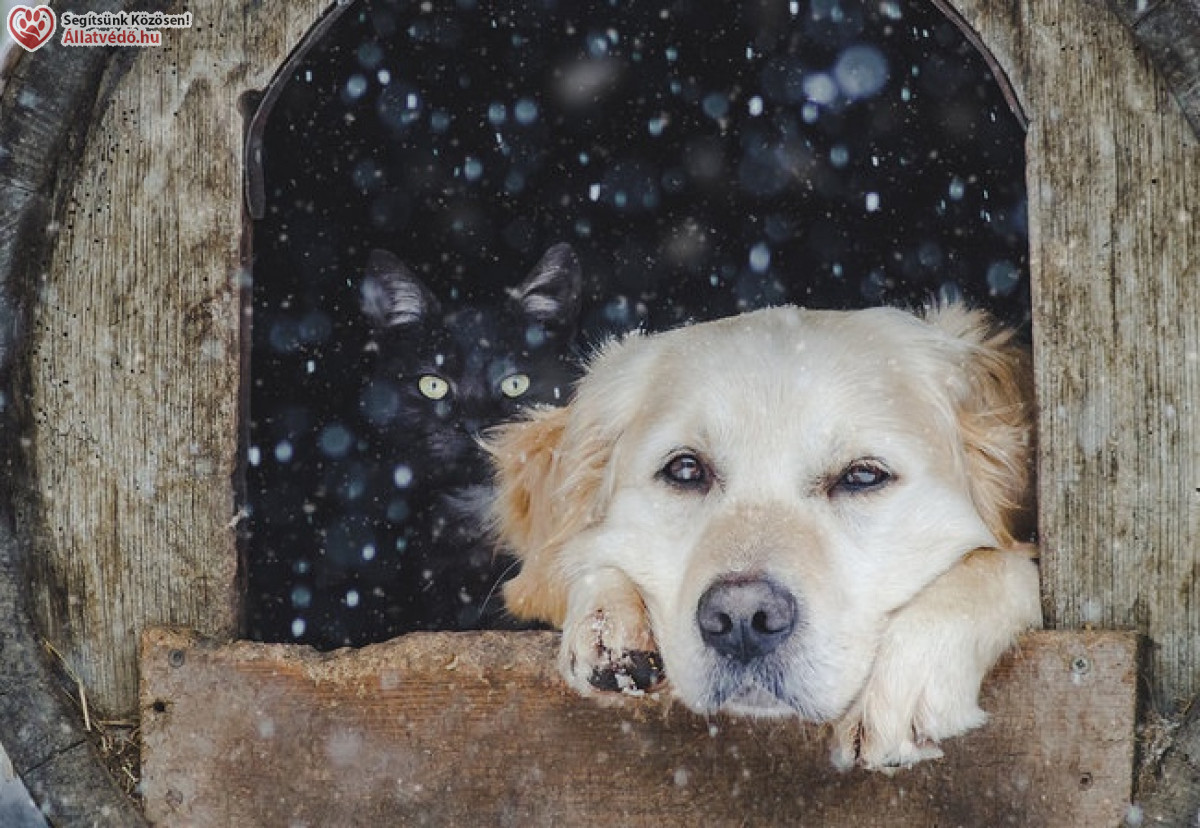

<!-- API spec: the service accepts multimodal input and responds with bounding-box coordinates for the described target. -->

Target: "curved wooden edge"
[0,13,157,827]
[140,628,1139,827]
[0,511,146,827]
[243,0,353,218]
[1106,0,1200,136]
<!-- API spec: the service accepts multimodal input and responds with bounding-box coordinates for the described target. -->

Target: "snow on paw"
[559,605,663,698]
[588,649,665,695]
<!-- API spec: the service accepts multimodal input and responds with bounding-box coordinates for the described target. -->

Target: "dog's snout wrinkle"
[697,578,798,663]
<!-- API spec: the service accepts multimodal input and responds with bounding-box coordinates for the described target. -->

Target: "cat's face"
[361,244,583,486]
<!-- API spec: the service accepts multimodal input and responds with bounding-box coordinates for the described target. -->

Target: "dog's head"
[487,304,1033,720]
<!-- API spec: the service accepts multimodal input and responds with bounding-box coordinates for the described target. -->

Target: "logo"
[7,5,56,52]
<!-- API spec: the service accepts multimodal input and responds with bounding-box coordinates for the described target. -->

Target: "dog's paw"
[829,686,978,772]
[830,717,947,773]
[829,657,989,771]
[830,547,1041,772]
[558,569,665,698]
[561,606,665,696]
[828,607,1002,771]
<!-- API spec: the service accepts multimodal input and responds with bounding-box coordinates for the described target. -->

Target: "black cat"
[338,243,583,635]
[359,243,582,488]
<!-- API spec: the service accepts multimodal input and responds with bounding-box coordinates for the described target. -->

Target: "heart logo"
[7,5,56,52]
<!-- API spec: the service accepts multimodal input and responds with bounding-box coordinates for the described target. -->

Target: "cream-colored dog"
[486,304,1042,769]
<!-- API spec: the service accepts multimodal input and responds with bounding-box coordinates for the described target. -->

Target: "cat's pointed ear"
[360,249,440,329]
[510,243,583,332]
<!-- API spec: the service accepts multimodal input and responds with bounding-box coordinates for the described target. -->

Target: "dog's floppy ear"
[485,333,652,625]
[485,405,578,624]
[924,305,1035,547]
[487,331,657,624]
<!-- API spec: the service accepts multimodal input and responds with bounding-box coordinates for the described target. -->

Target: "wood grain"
[0,10,155,823]
[15,0,332,719]
[949,0,1200,715]
[1106,0,1200,136]
[139,629,1139,827]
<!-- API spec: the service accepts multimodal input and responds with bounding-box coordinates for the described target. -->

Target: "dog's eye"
[832,461,893,494]
[660,453,711,490]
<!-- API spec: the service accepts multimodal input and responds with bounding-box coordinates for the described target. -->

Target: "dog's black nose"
[696,578,798,662]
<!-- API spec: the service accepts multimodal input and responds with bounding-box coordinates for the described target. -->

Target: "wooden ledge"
[140,629,1138,826]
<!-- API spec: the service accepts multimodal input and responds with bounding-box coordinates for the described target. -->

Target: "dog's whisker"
[479,556,522,618]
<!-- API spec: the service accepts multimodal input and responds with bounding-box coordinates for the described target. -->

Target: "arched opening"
[243,0,1029,649]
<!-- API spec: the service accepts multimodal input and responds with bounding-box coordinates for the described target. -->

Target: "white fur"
[488,304,1043,770]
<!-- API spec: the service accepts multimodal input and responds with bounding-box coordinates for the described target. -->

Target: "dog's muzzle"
[696,577,799,662]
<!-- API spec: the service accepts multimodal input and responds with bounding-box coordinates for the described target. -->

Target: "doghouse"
[0,0,1196,824]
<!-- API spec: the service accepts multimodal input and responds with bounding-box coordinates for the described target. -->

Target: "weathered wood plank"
[0,509,146,827]
[948,0,1200,715]
[140,629,1138,827]
[1106,0,1200,136]
[0,7,165,825]
[15,0,332,719]
[1135,701,1200,824]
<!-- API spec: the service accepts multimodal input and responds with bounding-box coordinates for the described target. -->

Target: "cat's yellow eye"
[499,373,531,399]
[417,374,450,400]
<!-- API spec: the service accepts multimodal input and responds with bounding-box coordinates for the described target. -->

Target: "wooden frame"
[140,629,1140,826]
[0,0,1196,821]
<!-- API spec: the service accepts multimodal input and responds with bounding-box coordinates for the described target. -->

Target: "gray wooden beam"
[1107,0,1200,136]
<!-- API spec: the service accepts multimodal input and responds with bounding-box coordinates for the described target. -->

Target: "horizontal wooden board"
[140,629,1137,827]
